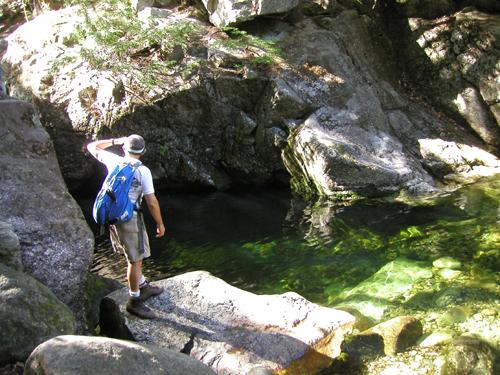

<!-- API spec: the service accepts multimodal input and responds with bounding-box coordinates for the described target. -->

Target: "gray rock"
[0,99,94,329]
[442,336,497,375]
[199,0,300,28]
[363,316,423,356]
[0,221,22,271]
[419,330,454,347]
[0,263,76,365]
[84,274,124,332]
[400,9,500,148]
[100,271,355,374]
[433,256,462,269]
[24,335,216,375]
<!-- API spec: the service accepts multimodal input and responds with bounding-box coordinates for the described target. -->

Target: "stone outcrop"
[391,7,500,148]
[2,4,499,201]
[100,271,355,374]
[0,99,94,327]
[0,263,76,365]
[24,335,216,375]
[199,0,300,28]
[0,221,22,271]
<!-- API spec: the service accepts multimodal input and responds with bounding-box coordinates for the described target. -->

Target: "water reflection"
[83,178,499,300]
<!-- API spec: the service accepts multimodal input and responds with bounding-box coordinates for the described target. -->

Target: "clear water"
[83,177,499,308]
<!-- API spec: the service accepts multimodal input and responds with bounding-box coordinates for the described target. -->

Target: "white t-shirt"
[97,149,155,205]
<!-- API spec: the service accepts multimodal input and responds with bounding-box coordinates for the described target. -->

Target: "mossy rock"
[0,263,76,364]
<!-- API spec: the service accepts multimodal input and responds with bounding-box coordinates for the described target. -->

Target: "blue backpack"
[92,161,141,225]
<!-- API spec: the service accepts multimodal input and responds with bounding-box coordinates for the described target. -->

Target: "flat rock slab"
[101,271,355,374]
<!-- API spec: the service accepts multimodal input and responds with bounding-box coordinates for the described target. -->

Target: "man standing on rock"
[87,135,165,319]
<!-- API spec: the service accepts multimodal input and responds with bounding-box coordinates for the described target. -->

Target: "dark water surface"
[81,178,499,307]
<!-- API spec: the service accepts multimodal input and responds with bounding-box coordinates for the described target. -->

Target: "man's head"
[123,134,146,156]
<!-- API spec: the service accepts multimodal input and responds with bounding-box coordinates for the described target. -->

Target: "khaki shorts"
[110,212,150,263]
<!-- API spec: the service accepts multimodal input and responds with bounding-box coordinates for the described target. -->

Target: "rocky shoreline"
[1,0,499,373]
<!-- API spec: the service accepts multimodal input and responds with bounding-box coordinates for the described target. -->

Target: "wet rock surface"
[2,5,498,199]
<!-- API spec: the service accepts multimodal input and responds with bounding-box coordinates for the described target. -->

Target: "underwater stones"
[457,309,500,350]
[442,336,497,375]
[432,257,462,269]
[438,268,462,280]
[434,287,466,307]
[24,335,216,375]
[333,258,433,321]
[438,306,471,325]
[419,330,455,347]
[100,271,355,374]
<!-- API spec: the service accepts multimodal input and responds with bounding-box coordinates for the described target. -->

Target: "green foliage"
[216,26,281,67]
[53,0,203,96]
[159,144,168,157]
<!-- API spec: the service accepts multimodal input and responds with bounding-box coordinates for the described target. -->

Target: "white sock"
[139,275,147,288]
[129,289,140,298]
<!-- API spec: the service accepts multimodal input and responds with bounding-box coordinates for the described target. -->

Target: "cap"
[124,134,146,155]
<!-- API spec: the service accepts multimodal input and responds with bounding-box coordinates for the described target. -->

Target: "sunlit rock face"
[401,9,500,147]
[100,271,355,374]
[199,0,300,28]
[2,4,499,199]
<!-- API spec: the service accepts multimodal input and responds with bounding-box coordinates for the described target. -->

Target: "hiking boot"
[139,281,164,301]
[126,297,156,319]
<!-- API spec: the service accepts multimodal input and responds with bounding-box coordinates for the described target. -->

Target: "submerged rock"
[0,263,76,365]
[433,256,462,269]
[24,335,215,375]
[100,271,355,374]
[419,330,455,347]
[333,257,433,321]
[442,336,497,375]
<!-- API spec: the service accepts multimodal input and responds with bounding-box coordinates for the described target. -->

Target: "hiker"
[87,134,165,319]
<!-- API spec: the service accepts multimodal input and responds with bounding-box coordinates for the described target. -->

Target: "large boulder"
[0,221,22,271]
[24,335,215,375]
[280,10,500,200]
[0,99,94,328]
[100,271,355,374]
[394,8,500,148]
[0,263,76,365]
[199,0,300,28]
